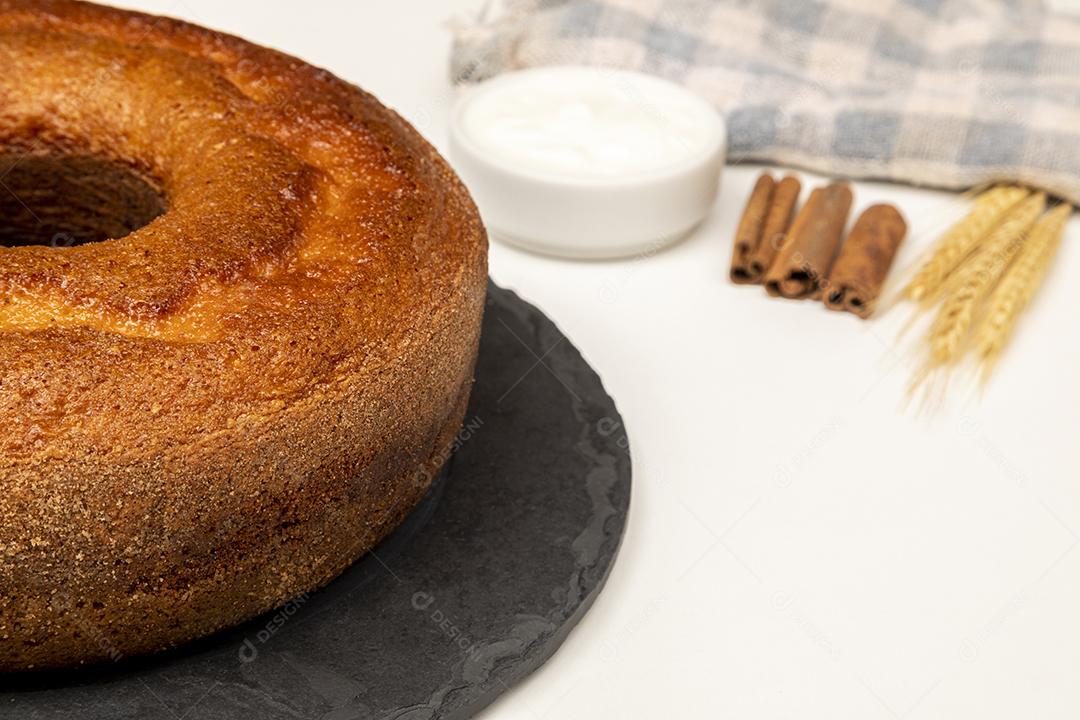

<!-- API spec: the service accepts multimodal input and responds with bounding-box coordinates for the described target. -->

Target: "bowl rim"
[449,65,727,190]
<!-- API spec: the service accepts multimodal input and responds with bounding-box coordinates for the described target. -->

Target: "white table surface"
[110,1,1080,717]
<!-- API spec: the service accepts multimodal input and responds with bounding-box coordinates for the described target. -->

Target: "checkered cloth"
[451,0,1080,204]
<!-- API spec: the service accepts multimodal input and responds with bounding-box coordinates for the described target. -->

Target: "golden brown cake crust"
[0,0,488,670]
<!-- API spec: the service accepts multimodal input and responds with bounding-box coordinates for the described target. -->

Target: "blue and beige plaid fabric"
[452,0,1080,203]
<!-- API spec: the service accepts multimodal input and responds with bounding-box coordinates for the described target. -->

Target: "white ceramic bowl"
[449,66,727,259]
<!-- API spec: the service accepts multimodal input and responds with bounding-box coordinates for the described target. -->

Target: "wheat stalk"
[903,185,1029,304]
[927,191,1046,366]
[974,203,1072,380]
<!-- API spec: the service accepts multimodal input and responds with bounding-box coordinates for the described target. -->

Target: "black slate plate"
[3,283,632,720]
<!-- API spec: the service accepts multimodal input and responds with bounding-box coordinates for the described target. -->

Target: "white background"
[110,1,1080,717]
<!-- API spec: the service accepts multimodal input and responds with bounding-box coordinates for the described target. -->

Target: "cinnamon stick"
[764,182,853,299]
[747,175,801,283]
[824,204,907,319]
[729,173,775,284]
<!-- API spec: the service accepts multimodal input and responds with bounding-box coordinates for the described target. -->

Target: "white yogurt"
[450,66,726,258]
[458,70,719,180]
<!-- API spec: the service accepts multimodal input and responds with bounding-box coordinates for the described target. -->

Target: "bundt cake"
[0,0,487,670]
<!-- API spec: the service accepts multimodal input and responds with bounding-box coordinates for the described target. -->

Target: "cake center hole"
[0,154,166,248]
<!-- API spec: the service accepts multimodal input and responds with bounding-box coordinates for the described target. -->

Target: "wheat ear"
[927,192,1046,366]
[974,203,1072,379]
[903,185,1030,304]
